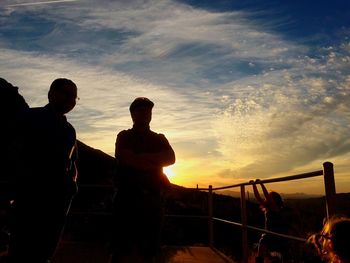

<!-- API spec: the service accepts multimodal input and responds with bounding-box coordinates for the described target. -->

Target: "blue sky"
[1,0,349,194]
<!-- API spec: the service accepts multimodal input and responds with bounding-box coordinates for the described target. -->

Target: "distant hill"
[76,140,115,185]
[221,189,323,199]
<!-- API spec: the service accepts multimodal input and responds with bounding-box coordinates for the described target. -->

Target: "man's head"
[48,78,78,115]
[129,97,154,113]
[129,97,154,127]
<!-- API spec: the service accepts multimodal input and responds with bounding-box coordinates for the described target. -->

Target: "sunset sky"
[1,0,349,194]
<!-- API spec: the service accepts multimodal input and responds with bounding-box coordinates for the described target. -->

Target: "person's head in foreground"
[308,215,350,263]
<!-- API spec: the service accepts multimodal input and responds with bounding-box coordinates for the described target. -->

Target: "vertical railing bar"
[323,162,336,218]
[208,185,214,248]
[240,185,248,263]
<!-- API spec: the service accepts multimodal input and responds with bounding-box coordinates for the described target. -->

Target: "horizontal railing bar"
[165,214,208,219]
[189,170,324,191]
[213,217,307,242]
[68,211,113,216]
[246,225,307,242]
[194,187,211,191]
[67,213,209,220]
[78,184,114,188]
[213,170,323,191]
[213,217,243,227]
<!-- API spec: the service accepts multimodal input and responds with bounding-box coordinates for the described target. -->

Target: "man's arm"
[115,133,175,171]
[138,139,175,167]
[260,182,269,199]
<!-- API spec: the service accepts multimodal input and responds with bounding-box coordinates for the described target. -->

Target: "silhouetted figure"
[0,78,29,257]
[251,179,290,263]
[8,78,79,263]
[0,78,29,190]
[308,216,350,263]
[111,97,175,263]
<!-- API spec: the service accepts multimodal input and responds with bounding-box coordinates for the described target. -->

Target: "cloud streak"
[6,0,78,7]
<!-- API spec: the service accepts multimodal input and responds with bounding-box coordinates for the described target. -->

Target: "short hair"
[129,97,154,113]
[49,78,76,93]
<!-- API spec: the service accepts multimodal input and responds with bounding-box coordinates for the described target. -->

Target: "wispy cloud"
[6,0,78,7]
[213,42,350,179]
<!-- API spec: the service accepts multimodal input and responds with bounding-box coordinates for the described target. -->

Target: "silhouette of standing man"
[0,78,29,256]
[111,97,175,263]
[9,78,79,263]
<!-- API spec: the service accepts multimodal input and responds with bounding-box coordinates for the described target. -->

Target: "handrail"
[188,169,324,191]
[77,184,113,188]
[165,214,208,219]
[183,162,336,263]
[212,217,307,242]
[63,162,336,263]
[214,169,324,190]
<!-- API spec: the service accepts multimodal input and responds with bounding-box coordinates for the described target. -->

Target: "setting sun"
[163,165,175,178]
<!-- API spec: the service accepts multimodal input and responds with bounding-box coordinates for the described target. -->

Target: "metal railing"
[182,161,336,263]
[54,161,336,262]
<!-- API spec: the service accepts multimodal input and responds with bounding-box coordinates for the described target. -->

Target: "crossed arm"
[117,147,175,171]
[115,133,175,171]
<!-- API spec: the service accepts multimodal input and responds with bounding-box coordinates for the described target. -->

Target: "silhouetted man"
[112,97,175,263]
[0,78,28,199]
[0,78,28,255]
[9,78,79,263]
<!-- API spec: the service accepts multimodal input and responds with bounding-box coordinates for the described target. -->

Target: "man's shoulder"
[117,128,161,135]
[66,121,76,133]
[27,106,50,117]
[151,131,167,140]
[149,130,163,136]
[144,130,168,141]
[22,106,45,121]
[117,129,132,136]
[27,106,44,113]
[116,129,133,141]
[117,128,167,138]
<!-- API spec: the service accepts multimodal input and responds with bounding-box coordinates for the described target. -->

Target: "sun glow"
[163,165,175,178]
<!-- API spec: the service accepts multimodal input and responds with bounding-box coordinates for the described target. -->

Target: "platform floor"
[161,246,235,263]
[53,242,236,263]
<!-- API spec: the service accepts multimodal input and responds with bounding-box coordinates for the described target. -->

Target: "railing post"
[323,162,336,218]
[208,185,214,248]
[240,185,248,263]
